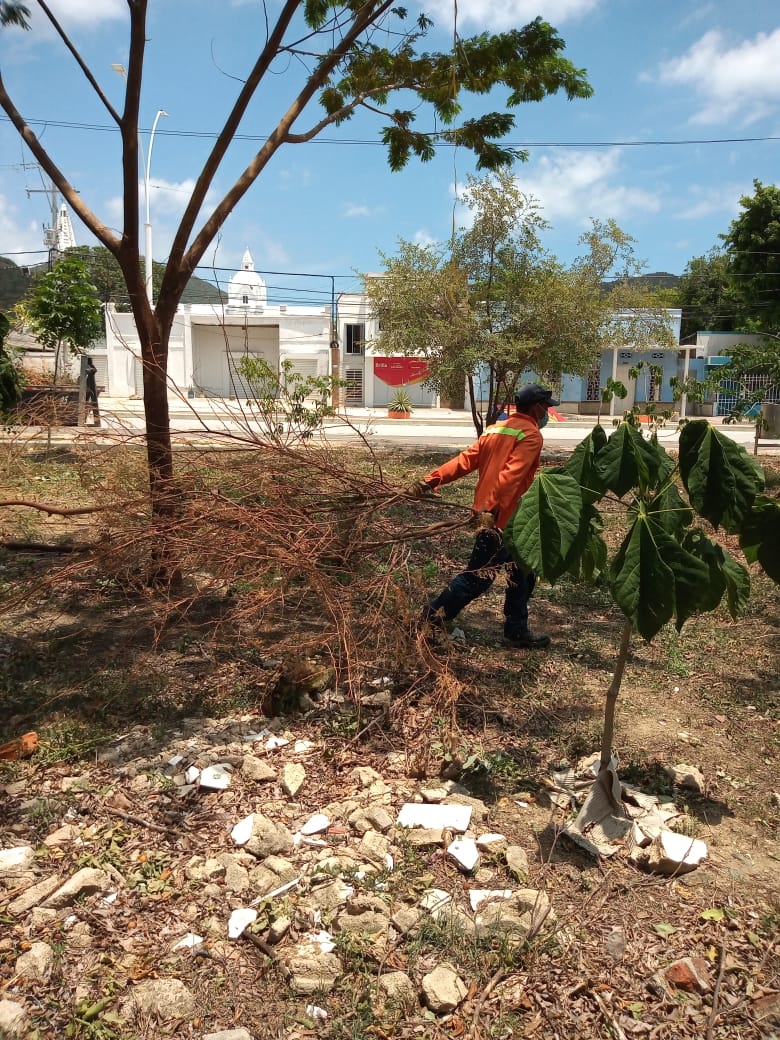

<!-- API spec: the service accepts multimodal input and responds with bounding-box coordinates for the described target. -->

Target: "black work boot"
[503,630,551,650]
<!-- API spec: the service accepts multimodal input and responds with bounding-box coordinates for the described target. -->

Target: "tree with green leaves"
[722,180,780,334]
[505,420,779,771]
[677,249,733,340]
[0,312,24,415]
[23,255,103,382]
[1,4,592,530]
[367,178,676,434]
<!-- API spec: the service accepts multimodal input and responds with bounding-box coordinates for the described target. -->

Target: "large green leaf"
[647,481,693,537]
[739,495,780,583]
[595,422,665,498]
[505,469,584,581]
[610,510,676,641]
[682,529,750,618]
[564,503,607,581]
[678,421,765,532]
[654,529,716,632]
[563,429,607,504]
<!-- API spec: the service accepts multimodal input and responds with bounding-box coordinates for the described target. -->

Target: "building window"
[586,365,601,402]
[648,368,661,402]
[242,294,249,305]
[345,323,365,355]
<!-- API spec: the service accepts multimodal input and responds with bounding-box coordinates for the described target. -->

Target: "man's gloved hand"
[405,479,433,500]
[470,509,498,531]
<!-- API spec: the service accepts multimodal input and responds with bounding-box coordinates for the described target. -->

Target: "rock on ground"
[0,999,28,1039]
[421,963,467,1014]
[121,978,197,1021]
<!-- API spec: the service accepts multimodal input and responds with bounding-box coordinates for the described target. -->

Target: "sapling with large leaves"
[505,420,779,771]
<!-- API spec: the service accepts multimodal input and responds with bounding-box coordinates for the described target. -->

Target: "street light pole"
[110,67,168,306]
[143,109,168,306]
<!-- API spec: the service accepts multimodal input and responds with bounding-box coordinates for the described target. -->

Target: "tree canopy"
[366,177,676,432]
[0,1,593,518]
[722,179,780,335]
[22,255,103,376]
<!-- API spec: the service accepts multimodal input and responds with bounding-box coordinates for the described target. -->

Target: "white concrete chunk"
[396,803,472,832]
[231,813,256,847]
[228,907,257,939]
[468,889,513,912]
[447,837,480,873]
[300,813,330,835]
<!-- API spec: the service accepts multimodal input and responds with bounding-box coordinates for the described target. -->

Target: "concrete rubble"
[2,714,723,1036]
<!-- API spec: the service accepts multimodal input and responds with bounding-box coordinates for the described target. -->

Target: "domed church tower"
[227,248,267,310]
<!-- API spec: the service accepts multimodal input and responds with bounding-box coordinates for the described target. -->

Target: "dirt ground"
[0,441,778,1039]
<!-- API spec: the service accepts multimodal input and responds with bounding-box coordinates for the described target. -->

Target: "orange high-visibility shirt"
[424,414,543,530]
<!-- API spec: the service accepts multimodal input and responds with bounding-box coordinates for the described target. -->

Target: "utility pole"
[26,173,76,268]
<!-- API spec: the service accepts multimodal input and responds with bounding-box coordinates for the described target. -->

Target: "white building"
[104,249,333,398]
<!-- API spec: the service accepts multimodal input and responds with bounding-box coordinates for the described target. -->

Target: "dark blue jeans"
[426,528,536,637]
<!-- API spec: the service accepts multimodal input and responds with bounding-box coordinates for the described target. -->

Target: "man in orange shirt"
[410,383,556,649]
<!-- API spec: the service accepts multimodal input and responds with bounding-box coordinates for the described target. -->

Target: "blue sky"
[1,0,780,302]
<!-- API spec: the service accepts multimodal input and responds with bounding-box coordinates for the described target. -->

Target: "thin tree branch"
[35,0,122,124]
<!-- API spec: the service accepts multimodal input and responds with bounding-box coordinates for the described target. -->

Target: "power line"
[2,115,779,150]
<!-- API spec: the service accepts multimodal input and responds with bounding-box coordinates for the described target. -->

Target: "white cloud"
[420,0,600,32]
[656,28,780,125]
[0,191,46,267]
[44,0,125,25]
[514,149,661,225]
[342,203,381,219]
[675,182,745,222]
[413,228,438,247]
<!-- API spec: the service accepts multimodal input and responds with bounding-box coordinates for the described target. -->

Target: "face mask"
[538,411,549,429]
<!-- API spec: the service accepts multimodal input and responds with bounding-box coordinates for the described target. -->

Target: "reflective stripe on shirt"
[483,423,527,441]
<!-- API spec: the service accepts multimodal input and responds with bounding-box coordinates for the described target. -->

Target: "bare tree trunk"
[600,619,633,771]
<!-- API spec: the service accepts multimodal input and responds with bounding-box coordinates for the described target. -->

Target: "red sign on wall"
[373,357,430,387]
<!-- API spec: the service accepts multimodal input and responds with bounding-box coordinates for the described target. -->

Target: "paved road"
[14,396,778,455]
[88,397,779,455]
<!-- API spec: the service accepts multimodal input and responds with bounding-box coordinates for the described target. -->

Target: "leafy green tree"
[1,5,592,527]
[0,312,24,415]
[367,182,675,434]
[24,255,103,381]
[676,249,733,340]
[365,241,480,412]
[505,420,778,770]
[722,180,780,333]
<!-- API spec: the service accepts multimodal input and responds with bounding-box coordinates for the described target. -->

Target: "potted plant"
[388,386,413,418]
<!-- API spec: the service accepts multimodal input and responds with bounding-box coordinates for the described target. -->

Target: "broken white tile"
[476,833,507,850]
[396,803,472,833]
[200,764,232,790]
[228,907,258,939]
[265,735,289,751]
[243,729,271,742]
[102,892,118,904]
[514,800,530,809]
[184,765,201,785]
[653,830,708,874]
[468,889,513,913]
[167,755,184,767]
[447,837,480,873]
[300,813,330,836]
[293,739,317,754]
[173,932,204,951]
[419,889,452,915]
[304,929,335,954]
[305,1004,328,1021]
[231,813,256,847]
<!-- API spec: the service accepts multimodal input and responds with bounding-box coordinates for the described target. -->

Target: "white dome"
[228,249,267,309]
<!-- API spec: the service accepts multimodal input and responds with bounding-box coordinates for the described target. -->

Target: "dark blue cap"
[514,383,559,409]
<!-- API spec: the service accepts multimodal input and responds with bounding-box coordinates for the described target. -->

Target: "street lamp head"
[111,63,127,78]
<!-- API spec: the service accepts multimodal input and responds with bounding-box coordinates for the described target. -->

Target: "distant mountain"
[603,271,681,293]
[0,252,225,313]
[0,256,31,311]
